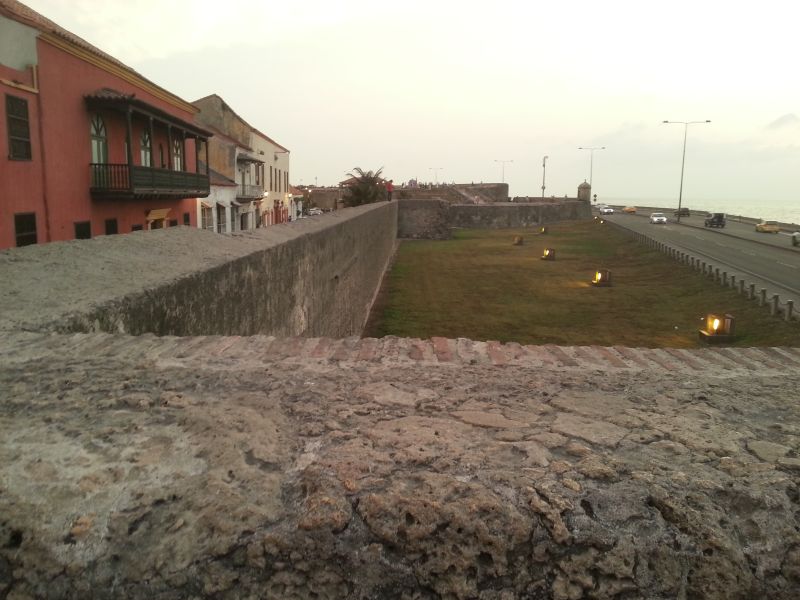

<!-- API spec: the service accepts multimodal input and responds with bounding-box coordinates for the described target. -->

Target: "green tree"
[343,167,384,207]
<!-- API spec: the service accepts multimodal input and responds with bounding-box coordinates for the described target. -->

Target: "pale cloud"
[766,114,800,130]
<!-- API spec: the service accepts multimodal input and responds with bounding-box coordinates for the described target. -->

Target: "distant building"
[0,0,211,249]
[192,94,290,229]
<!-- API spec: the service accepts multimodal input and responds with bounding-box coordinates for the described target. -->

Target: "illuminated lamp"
[541,248,556,261]
[540,226,548,234]
[591,269,611,287]
[699,313,735,343]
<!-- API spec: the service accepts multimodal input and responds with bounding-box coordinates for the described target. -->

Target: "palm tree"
[343,167,384,207]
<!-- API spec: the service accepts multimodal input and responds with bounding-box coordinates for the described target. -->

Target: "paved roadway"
[601,210,800,311]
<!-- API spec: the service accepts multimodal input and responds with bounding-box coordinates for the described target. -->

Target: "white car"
[598,206,614,215]
[649,212,668,224]
[308,208,323,216]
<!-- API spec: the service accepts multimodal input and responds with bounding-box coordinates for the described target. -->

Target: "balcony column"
[204,138,210,175]
[195,136,201,175]
[125,106,134,192]
[167,125,173,171]
[181,130,186,172]
[148,117,155,168]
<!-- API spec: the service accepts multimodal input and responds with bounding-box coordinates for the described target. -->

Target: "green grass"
[364,221,800,347]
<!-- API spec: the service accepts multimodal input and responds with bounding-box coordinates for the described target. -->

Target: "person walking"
[386,179,394,201]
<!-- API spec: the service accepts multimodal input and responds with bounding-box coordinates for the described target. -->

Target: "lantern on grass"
[699,313,735,343]
[591,269,611,287]
[541,248,556,260]
[540,226,547,234]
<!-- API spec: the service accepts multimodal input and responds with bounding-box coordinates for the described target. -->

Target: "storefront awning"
[146,208,171,222]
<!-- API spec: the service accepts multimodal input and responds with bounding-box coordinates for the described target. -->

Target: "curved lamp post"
[662,120,711,223]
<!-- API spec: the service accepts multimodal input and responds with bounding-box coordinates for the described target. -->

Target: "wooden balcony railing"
[237,184,264,199]
[90,163,210,199]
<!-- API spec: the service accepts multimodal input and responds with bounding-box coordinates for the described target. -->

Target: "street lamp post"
[662,120,711,223]
[429,167,443,185]
[494,159,513,183]
[577,146,605,187]
[541,155,549,199]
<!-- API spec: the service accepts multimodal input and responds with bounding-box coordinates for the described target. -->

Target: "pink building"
[0,0,211,249]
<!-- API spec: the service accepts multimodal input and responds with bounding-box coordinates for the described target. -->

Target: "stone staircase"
[4,331,799,374]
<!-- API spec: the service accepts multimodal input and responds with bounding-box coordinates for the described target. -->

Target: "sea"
[600,197,800,227]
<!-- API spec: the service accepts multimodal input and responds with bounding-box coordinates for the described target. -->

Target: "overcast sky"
[24,0,800,201]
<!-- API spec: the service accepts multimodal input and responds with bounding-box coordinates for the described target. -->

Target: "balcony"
[90,164,210,199]
[237,184,264,200]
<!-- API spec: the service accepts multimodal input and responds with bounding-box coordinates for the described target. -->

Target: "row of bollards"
[630,230,796,322]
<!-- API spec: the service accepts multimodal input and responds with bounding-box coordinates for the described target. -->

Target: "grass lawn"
[364,221,800,347]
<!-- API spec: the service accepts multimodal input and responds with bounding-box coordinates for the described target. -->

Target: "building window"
[74,221,91,239]
[105,218,118,235]
[201,205,213,230]
[90,114,107,164]
[140,130,152,167]
[285,171,288,191]
[183,212,190,226]
[269,165,273,191]
[159,144,165,168]
[172,138,183,171]
[14,212,37,246]
[131,224,143,231]
[6,95,32,160]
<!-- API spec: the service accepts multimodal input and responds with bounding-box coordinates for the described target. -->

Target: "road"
[602,210,800,312]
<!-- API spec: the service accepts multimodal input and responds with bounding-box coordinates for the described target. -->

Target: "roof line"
[0,0,199,115]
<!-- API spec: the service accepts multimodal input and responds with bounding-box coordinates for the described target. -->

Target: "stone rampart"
[0,202,397,337]
[450,201,590,229]
[397,199,591,238]
[1,199,799,599]
[396,198,451,239]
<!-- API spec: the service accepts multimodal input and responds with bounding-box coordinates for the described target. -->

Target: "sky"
[21,0,800,205]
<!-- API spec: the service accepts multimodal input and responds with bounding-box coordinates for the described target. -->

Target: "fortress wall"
[0,202,397,337]
[71,203,397,337]
[396,198,451,239]
[397,200,591,238]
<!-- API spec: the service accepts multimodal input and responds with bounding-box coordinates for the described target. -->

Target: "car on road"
[599,206,614,215]
[649,212,668,224]
[674,207,691,217]
[308,208,323,216]
[791,232,800,247]
[755,220,780,233]
[704,213,726,228]
[623,206,637,214]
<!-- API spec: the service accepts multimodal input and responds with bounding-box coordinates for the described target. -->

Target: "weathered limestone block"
[1,336,799,599]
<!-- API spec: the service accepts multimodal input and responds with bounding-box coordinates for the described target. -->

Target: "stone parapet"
[1,331,799,599]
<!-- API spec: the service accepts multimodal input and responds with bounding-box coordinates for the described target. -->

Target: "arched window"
[90,114,107,164]
[140,130,152,167]
[172,138,183,171]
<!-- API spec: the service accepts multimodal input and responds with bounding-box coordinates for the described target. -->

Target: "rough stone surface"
[0,202,396,338]
[1,332,799,599]
[397,200,591,240]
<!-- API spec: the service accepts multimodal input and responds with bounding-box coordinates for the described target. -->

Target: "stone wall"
[397,199,591,238]
[0,202,397,338]
[396,198,451,239]
[306,187,345,211]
